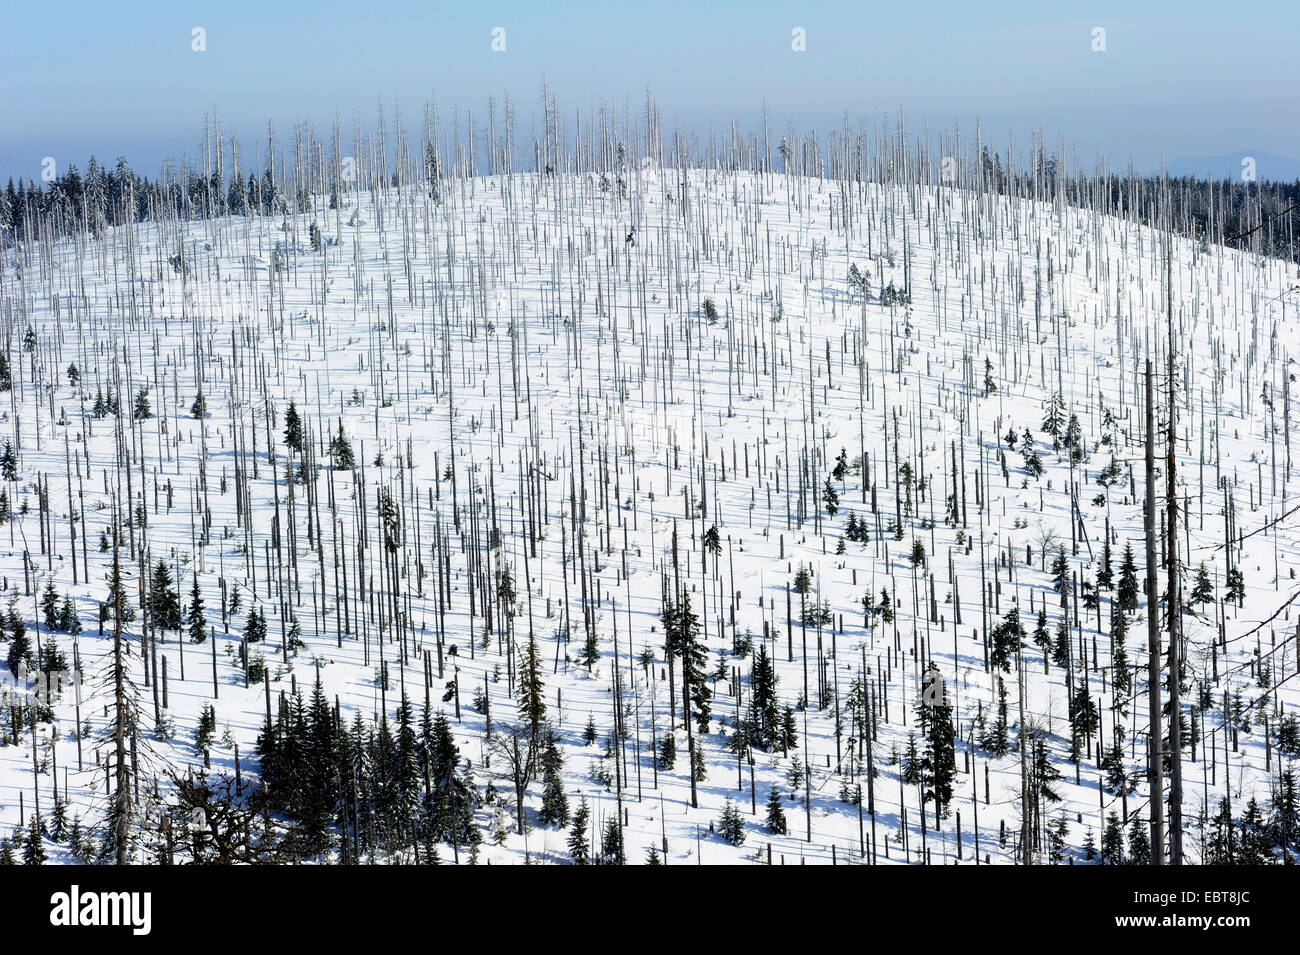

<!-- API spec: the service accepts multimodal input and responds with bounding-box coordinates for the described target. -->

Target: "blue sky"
[2,0,1297,182]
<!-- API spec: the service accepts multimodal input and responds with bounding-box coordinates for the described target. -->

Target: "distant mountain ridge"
[1161,150,1300,183]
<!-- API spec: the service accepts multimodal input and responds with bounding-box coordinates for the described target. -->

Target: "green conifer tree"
[567,797,590,864]
[718,798,746,845]
[1117,544,1140,613]
[22,816,46,865]
[538,730,569,827]
[186,575,206,643]
[148,560,181,633]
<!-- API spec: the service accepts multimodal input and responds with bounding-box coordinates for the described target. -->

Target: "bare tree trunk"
[112,519,130,864]
[1145,359,1164,864]
[1165,230,1184,865]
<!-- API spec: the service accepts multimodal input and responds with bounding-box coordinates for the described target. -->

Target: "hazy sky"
[2,0,1297,182]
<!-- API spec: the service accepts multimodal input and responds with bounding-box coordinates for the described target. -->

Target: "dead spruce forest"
[1,99,1300,866]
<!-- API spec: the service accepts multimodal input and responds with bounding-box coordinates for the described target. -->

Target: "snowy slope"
[1,165,1298,864]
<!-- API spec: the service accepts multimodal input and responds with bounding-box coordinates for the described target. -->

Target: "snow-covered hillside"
[2,160,1298,865]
